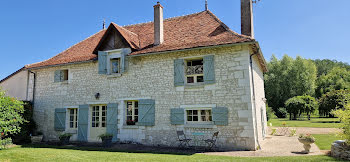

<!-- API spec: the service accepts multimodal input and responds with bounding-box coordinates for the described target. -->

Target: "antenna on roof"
[103,19,106,30]
[205,0,208,11]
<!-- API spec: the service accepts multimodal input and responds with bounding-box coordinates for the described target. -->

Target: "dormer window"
[111,58,120,74]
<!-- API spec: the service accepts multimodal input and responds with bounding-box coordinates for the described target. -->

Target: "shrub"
[332,104,350,145]
[0,138,12,149]
[275,107,287,118]
[59,133,72,140]
[11,101,36,144]
[285,95,318,120]
[0,89,26,147]
[266,104,276,121]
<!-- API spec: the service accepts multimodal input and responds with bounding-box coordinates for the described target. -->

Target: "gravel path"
[203,135,324,157]
[268,127,341,135]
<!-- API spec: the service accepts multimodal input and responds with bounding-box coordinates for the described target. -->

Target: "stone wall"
[32,44,266,150]
[331,140,350,161]
[0,70,30,101]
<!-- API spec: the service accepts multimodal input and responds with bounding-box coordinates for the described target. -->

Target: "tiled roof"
[27,10,262,69]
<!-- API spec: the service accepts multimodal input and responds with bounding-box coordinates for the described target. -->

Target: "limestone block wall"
[32,44,264,150]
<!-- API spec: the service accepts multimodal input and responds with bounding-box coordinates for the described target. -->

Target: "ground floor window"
[186,109,212,124]
[126,101,138,125]
[92,105,107,128]
[69,108,78,128]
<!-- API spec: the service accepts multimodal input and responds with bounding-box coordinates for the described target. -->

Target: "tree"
[313,59,350,77]
[285,96,304,120]
[332,104,350,145]
[0,89,25,138]
[299,95,318,120]
[264,55,317,118]
[316,67,350,98]
[319,89,350,117]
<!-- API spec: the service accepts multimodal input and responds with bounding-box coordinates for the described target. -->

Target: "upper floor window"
[68,108,78,129]
[185,59,204,84]
[54,69,69,82]
[110,58,120,74]
[126,101,138,125]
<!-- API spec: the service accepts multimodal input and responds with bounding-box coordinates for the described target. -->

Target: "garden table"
[192,132,205,149]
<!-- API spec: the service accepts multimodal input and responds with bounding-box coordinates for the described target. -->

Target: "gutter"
[29,70,36,105]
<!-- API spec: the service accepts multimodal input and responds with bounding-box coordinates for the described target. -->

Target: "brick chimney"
[154,2,164,46]
[241,0,254,38]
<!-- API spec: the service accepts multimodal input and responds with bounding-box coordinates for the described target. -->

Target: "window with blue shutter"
[212,107,228,126]
[138,99,155,126]
[107,103,118,142]
[170,108,184,125]
[98,51,108,74]
[54,108,66,131]
[174,59,185,86]
[54,70,61,82]
[78,104,89,142]
[204,55,215,84]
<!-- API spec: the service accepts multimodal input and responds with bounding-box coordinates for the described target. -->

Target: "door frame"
[88,104,107,142]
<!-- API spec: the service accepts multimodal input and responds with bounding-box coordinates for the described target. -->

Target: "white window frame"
[106,51,122,75]
[185,108,213,125]
[91,105,107,128]
[68,108,78,129]
[185,58,204,84]
[125,100,138,125]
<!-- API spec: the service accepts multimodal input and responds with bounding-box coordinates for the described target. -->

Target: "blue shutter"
[98,51,107,74]
[212,107,228,126]
[107,103,118,142]
[170,108,184,125]
[54,70,61,82]
[121,48,131,73]
[54,108,66,131]
[78,104,89,142]
[174,59,185,86]
[138,99,155,126]
[204,55,215,84]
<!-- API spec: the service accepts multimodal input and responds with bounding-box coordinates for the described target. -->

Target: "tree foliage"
[0,90,25,138]
[319,89,350,117]
[285,95,318,120]
[313,59,350,77]
[316,67,350,98]
[332,104,350,144]
[264,55,317,117]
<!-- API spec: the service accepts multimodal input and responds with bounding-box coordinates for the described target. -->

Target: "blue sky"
[0,0,349,79]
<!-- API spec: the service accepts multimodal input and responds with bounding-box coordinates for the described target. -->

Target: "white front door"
[89,105,107,142]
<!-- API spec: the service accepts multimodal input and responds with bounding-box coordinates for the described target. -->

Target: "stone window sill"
[107,73,122,79]
[122,125,145,129]
[184,124,217,129]
[65,129,77,134]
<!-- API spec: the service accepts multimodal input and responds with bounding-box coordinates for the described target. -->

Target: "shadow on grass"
[21,143,201,156]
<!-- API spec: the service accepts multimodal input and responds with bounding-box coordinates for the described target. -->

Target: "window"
[92,105,107,128]
[186,109,212,123]
[54,69,69,82]
[110,58,120,74]
[69,108,78,129]
[126,101,138,125]
[62,70,68,81]
[185,59,204,84]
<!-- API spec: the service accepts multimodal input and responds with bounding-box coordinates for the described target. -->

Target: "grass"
[0,146,345,162]
[313,134,341,150]
[268,118,341,128]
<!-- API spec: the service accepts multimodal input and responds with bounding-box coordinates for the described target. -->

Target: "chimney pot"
[241,0,254,38]
[154,2,164,45]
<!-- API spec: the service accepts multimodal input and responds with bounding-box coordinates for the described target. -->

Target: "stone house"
[3,1,268,150]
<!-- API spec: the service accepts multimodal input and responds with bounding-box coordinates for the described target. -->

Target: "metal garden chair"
[176,131,192,148]
[204,131,219,150]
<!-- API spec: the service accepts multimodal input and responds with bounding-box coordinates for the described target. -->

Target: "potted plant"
[298,134,316,153]
[126,120,136,125]
[59,133,72,145]
[99,133,113,147]
[31,132,43,143]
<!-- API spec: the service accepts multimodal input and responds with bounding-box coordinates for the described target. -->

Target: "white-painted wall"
[0,70,30,101]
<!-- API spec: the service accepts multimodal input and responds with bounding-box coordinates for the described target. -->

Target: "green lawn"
[268,118,341,128]
[313,134,341,150]
[0,146,345,162]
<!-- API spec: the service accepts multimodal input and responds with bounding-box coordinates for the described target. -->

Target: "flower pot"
[298,138,315,153]
[101,137,113,147]
[31,135,43,143]
[59,136,71,145]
